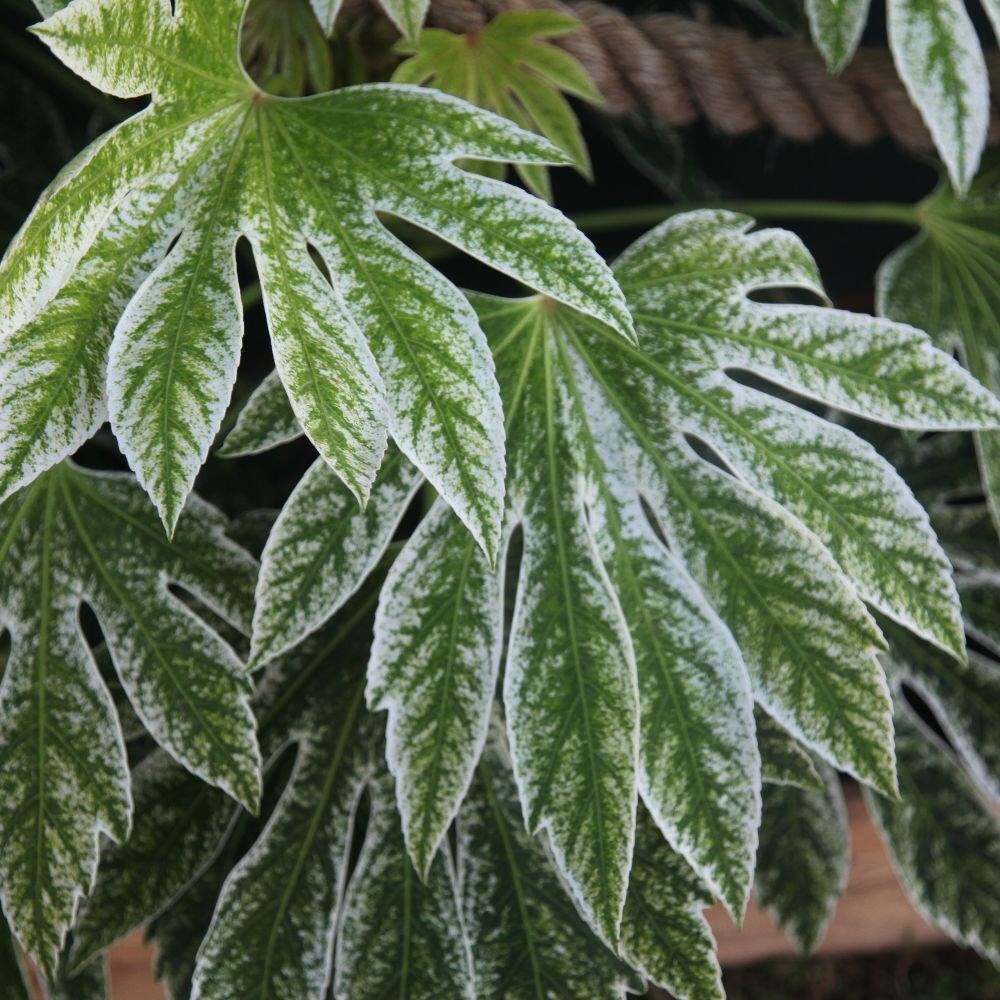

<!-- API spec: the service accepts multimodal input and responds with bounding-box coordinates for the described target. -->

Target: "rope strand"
[351,0,1000,153]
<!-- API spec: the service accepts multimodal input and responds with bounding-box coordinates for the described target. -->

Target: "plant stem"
[573,200,921,233]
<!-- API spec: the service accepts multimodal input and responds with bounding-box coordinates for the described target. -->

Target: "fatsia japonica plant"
[1,0,1000,997]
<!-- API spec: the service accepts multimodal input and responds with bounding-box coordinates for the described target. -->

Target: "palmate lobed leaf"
[753,757,850,954]
[0,460,260,977]
[865,699,1000,964]
[460,724,642,1000]
[309,0,430,42]
[879,158,1000,537]
[392,10,600,201]
[806,0,996,192]
[357,210,1000,946]
[796,428,1000,965]
[2,0,631,562]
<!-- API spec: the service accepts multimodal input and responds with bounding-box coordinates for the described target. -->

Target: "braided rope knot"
[367,0,1000,152]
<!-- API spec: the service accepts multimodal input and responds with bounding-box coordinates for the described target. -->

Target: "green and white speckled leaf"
[393,11,599,200]
[369,499,503,878]
[756,709,825,792]
[879,160,1000,539]
[587,460,759,918]
[806,0,870,72]
[251,449,421,667]
[375,209,1000,942]
[6,0,631,554]
[459,730,637,1000]
[73,586,378,996]
[620,808,723,1000]
[496,300,639,944]
[754,759,849,953]
[49,946,108,1000]
[70,753,235,972]
[604,211,1000,785]
[381,0,431,41]
[308,0,341,36]
[0,462,259,975]
[865,702,1000,963]
[886,0,988,193]
[334,776,473,1000]
[880,618,1000,803]
[218,370,302,457]
[32,1,68,15]
[191,660,375,999]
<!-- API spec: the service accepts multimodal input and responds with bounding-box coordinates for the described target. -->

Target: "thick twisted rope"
[353,0,1000,152]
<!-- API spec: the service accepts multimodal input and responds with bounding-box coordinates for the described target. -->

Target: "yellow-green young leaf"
[755,708,825,792]
[393,10,599,199]
[754,760,850,954]
[806,0,870,72]
[333,777,473,1000]
[865,702,1000,964]
[0,462,259,976]
[5,0,631,558]
[217,370,302,458]
[372,211,1000,939]
[459,729,640,1000]
[620,809,724,1000]
[879,159,1000,539]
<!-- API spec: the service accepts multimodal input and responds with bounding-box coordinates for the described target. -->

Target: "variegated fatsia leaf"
[192,619,378,999]
[857,429,1000,961]
[459,725,641,1000]
[0,461,259,977]
[73,580,384,991]
[755,708,825,792]
[3,0,631,560]
[250,448,421,668]
[805,0,870,72]
[393,10,600,200]
[754,758,850,954]
[879,158,1000,538]
[309,0,430,41]
[620,809,724,1000]
[370,209,1000,942]
[217,370,302,458]
[865,700,1000,964]
[807,0,995,191]
[69,751,236,972]
[334,775,473,1000]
